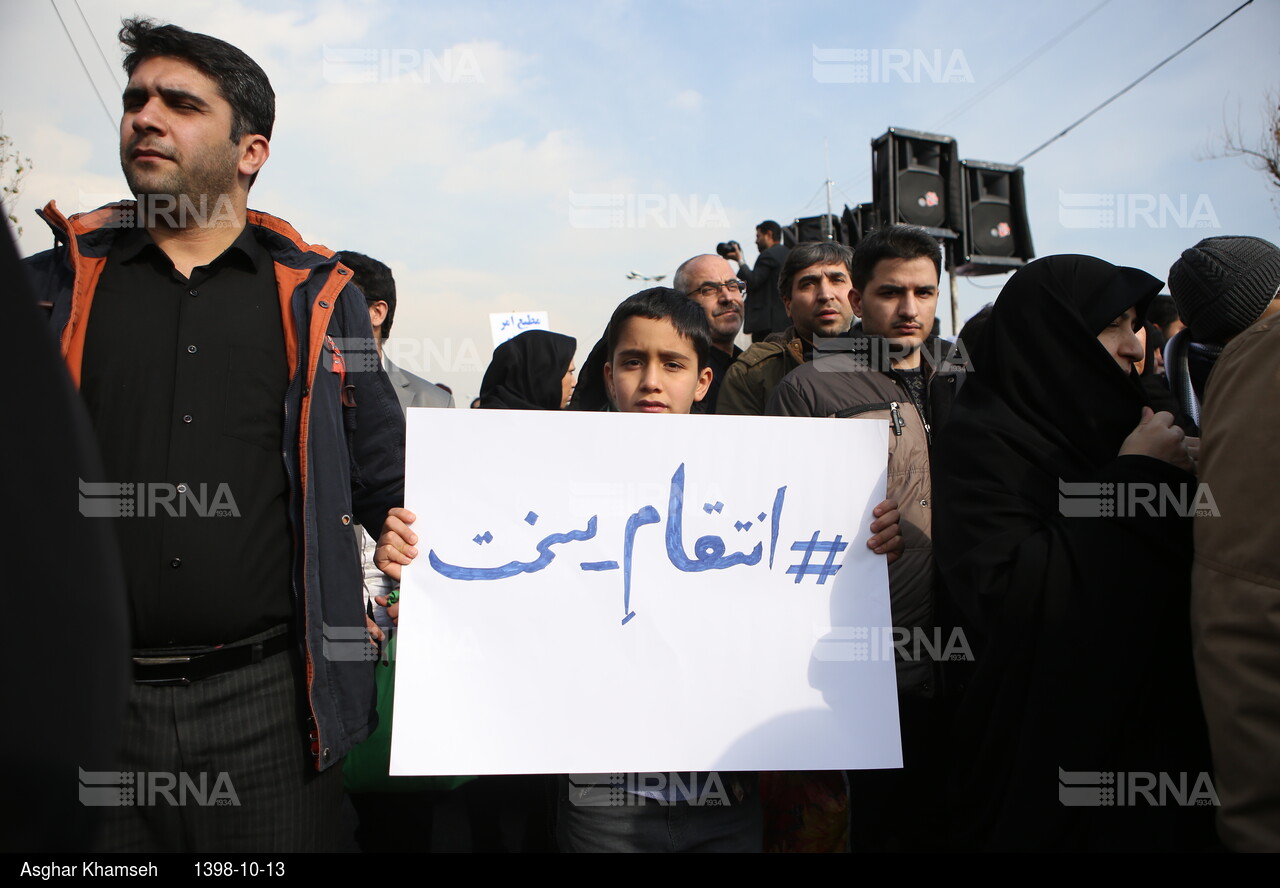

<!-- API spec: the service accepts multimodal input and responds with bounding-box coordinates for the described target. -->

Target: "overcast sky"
[4,0,1277,401]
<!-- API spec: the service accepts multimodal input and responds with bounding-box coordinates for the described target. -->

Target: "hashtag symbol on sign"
[786,532,848,584]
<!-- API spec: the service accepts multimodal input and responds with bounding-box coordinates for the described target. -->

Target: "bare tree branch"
[1,111,34,237]
[1212,89,1280,218]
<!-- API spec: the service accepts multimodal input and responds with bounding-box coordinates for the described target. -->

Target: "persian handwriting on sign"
[426,463,856,625]
[429,516,599,580]
[497,313,546,332]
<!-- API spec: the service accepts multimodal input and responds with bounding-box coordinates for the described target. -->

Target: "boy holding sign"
[557,289,762,851]
[374,288,902,853]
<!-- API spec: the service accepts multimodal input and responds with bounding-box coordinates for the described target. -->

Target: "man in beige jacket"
[1170,235,1280,851]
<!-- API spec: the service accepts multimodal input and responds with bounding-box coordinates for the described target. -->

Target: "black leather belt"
[132,633,293,686]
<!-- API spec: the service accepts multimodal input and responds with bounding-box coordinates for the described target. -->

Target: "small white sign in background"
[489,311,551,348]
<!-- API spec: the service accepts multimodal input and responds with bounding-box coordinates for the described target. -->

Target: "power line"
[930,0,1112,130]
[961,277,1010,290]
[50,0,116,133]
[1016,0,1254,164]
[74,0,122,92]
[835,5,1113,193]
[795,180,827,216]
[835,184,860,208]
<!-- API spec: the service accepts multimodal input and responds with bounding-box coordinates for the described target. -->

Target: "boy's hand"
[868,497,903,565]
[375,507,418,583]
[374,589,399,628]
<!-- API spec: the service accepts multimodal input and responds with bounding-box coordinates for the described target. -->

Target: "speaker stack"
[871,128,964,239]
[783,214,842,247]
[768,129,1035,275]
[841,202,879,249]
[867,127,1033,275]
[954,159,1034,275]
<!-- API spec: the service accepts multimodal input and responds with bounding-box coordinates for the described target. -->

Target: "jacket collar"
[39,200,335,270]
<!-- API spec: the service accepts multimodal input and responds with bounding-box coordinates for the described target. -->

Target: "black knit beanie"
[1167,235,1280,344]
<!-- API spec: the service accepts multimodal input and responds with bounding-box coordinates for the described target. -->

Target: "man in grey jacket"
[339,250,453,410]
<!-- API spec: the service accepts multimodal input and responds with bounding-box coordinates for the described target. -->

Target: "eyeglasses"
[687,280,746,300]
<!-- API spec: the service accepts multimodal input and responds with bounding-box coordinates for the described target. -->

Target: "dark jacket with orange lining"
[26,200,406,771]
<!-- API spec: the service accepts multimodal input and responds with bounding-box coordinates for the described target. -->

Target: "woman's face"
[560,361,576,408]
[1096,306,1145,375]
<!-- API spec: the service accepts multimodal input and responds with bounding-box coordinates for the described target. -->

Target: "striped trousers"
[93,628,345,852]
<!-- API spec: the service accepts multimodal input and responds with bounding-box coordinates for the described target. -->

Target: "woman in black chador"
[933,255,1215,851]
[478,329,577,410]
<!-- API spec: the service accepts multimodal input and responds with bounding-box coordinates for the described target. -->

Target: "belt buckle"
[132,655,196,666]
[133,653,201,686]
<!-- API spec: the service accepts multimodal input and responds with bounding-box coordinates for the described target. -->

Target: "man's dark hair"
[606,287,712,370]
[338,251,397,339]
[757,220,782,243]
[779,241,854,302]
[1147,293,1180,334]
[850,225,942,290]
[120,17,275,186]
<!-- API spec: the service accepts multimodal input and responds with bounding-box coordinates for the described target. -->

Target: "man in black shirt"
[24,18,404,852]
[727,220,790,342]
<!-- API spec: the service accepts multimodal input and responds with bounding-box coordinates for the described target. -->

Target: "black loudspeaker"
[781,222,799,248]
[791,214,841,244]
[954,159,1034,275]
[841,202,879,249]
[871,128,962,240]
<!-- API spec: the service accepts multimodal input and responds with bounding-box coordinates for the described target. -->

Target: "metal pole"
[949,265,960,336]
[825,179,834,239]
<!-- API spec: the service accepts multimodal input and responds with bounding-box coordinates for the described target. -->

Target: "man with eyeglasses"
[725,220,790,342]
[671,253,746,413]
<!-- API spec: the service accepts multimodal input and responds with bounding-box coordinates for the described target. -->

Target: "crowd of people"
[14,17,1280,854]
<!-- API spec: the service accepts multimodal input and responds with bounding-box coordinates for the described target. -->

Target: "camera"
[715,241,740,259]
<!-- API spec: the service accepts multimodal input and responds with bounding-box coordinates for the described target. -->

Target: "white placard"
[390,409,900,775]
[489,311,551,348]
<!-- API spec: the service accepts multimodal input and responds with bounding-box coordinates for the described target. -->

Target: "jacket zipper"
[887,367,932,447]
[834,400,904,435]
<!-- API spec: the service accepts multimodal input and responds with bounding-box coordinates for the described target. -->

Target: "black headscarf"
[567,333,611,412]
[955,254,1158,470]
[932,255,1213,851]
[479,330,576,411]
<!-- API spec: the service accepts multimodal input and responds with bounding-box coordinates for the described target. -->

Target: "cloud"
[670,89,703,112]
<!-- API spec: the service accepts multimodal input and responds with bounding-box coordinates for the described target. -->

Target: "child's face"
[605,316,713,414]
